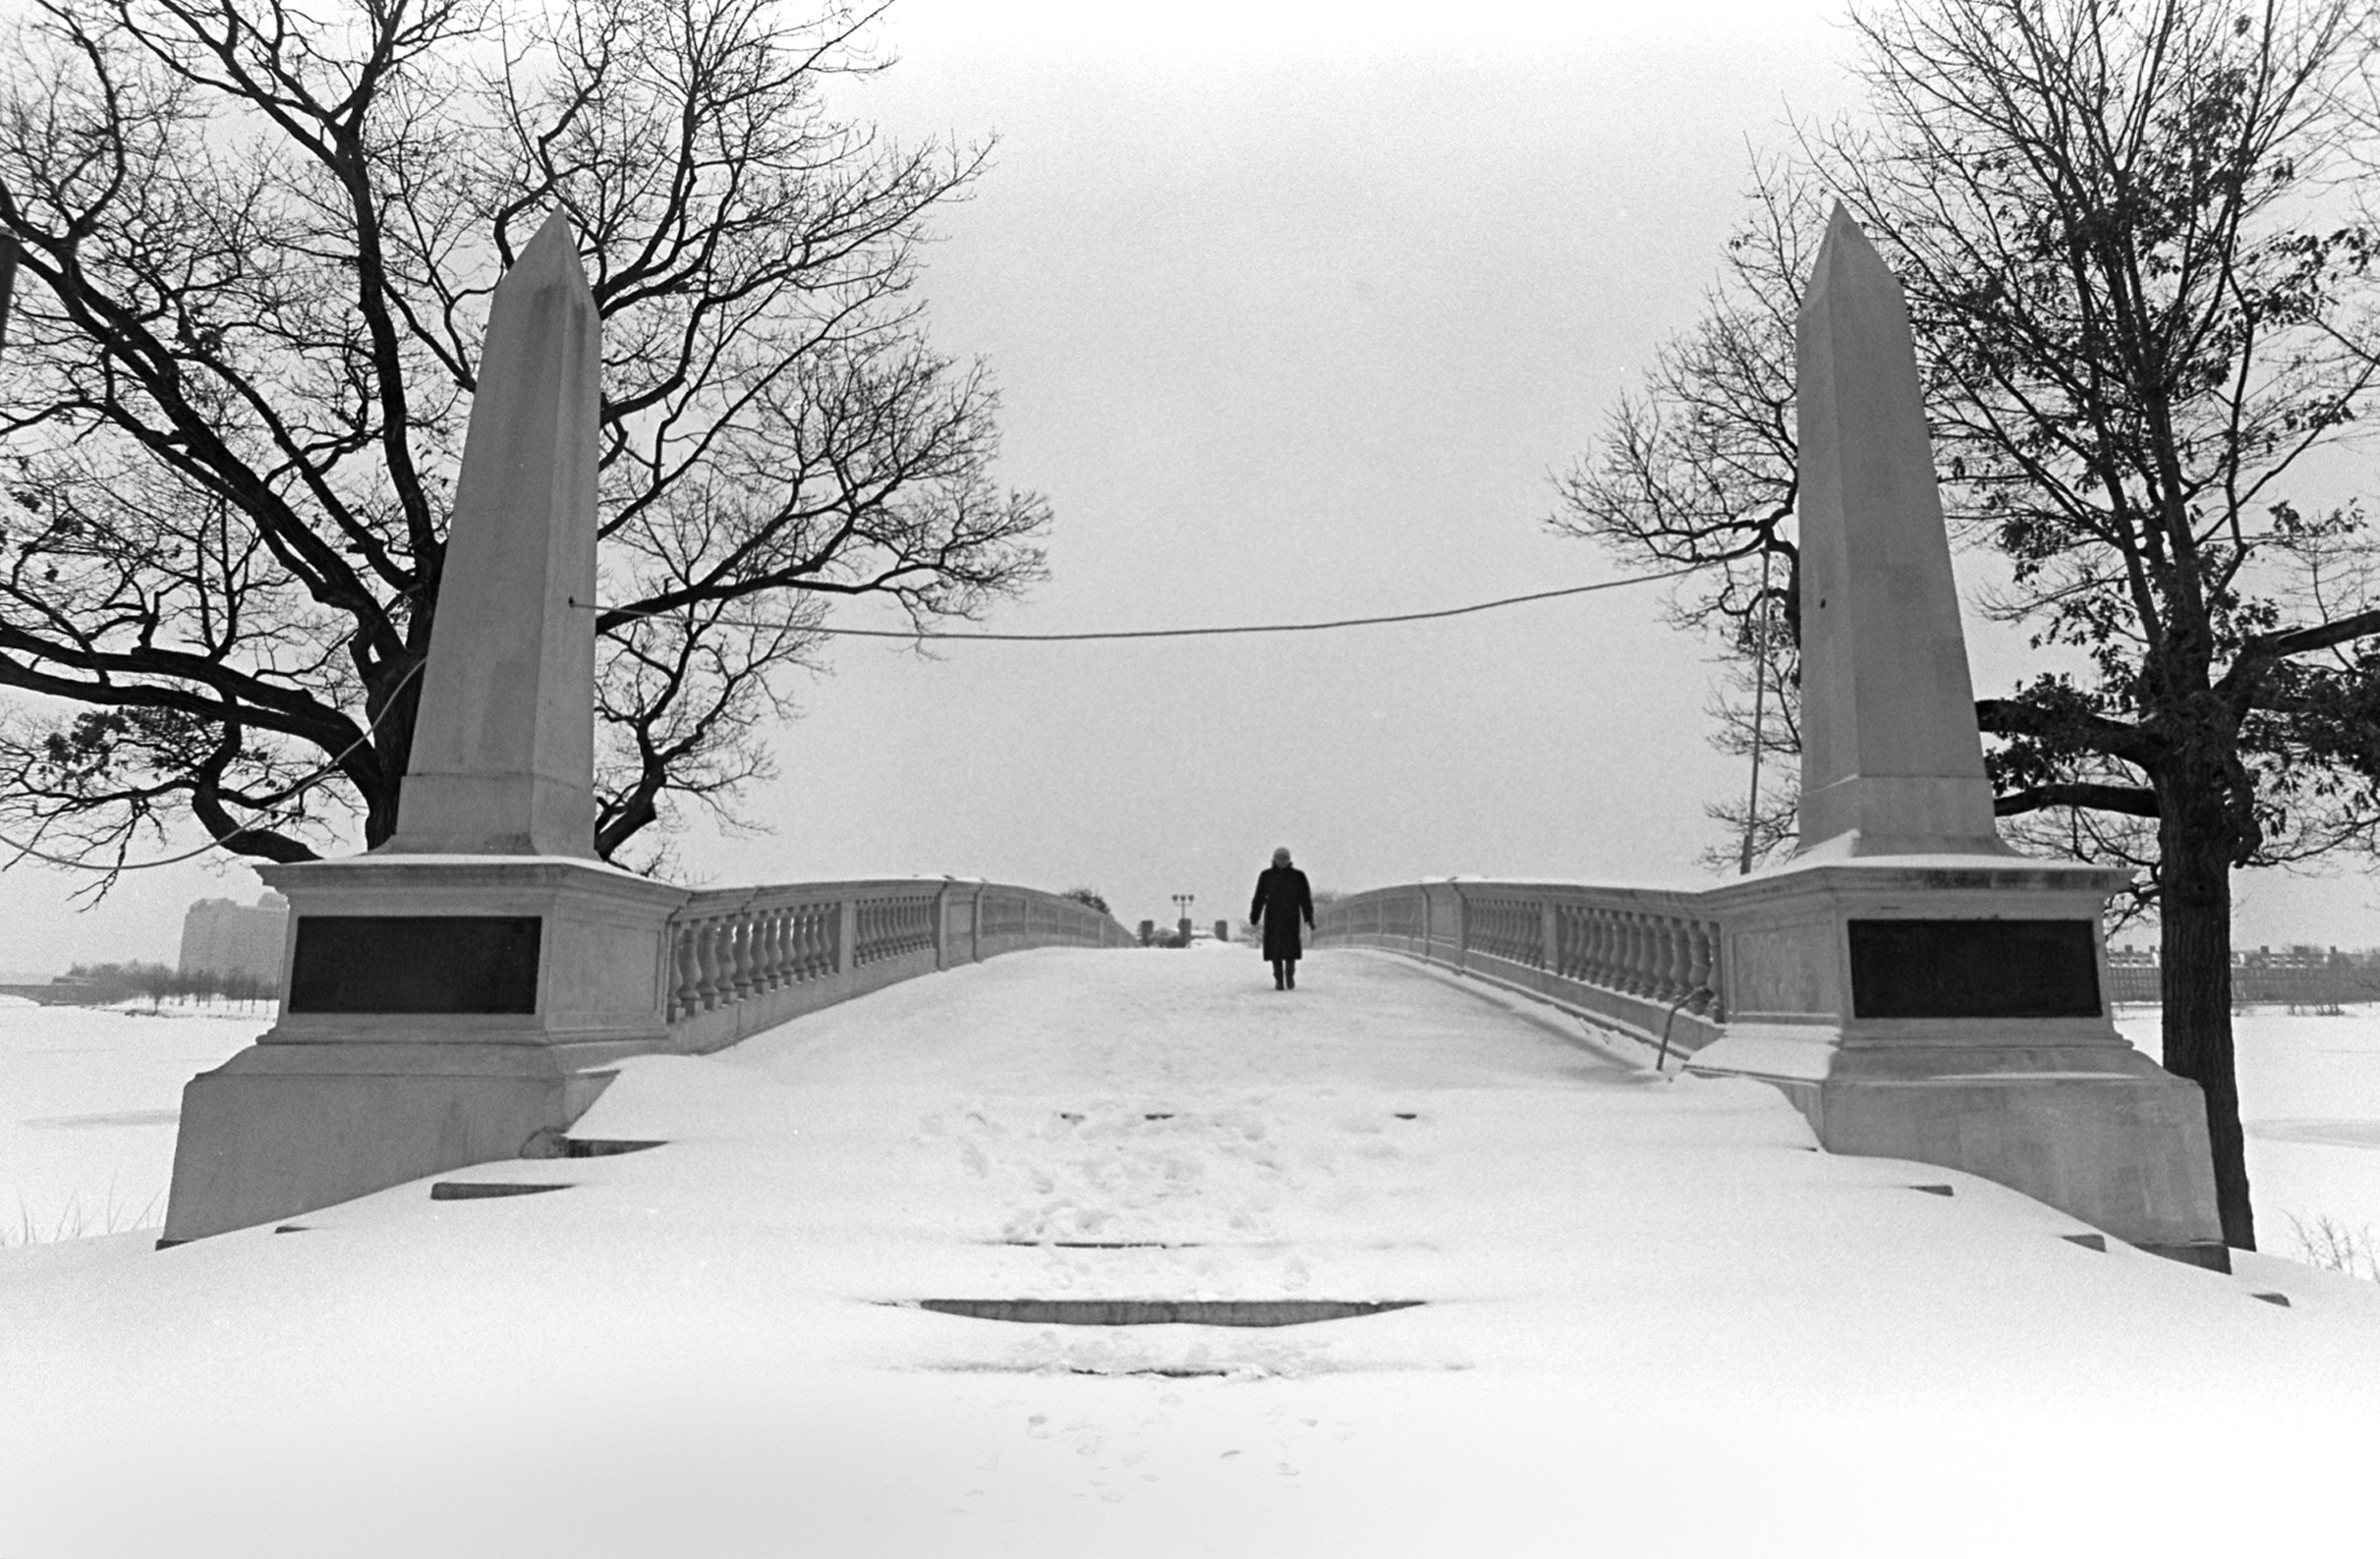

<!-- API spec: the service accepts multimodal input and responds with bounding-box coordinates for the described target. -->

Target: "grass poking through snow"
[2286,1213,2380,1282]
[6,1186,163,1248]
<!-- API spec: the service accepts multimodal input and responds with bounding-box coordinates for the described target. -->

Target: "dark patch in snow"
[1393,1112,1418,1120]
[901,1298,1423,1328]
[2251,1292,2292,1308]
[272,1224,310,1234]
[1910,1184,1954,1197]
[2061,1233,2107,1252]
[917,1362,1232,1377]
[429,1181,570,1200]
[990,1247,1200,1256]
[564,1137,665,1158]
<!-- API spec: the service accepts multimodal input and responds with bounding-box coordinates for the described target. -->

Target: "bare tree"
[1560,0,2380,1251]
[1695,601,1803,875]
[1557,158,1815,875]
[0,0,1047,887]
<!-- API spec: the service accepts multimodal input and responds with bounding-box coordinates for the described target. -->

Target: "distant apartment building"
[177,892,289,989]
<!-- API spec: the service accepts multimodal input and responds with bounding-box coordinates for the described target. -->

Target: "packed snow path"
[6,946,2380,1558]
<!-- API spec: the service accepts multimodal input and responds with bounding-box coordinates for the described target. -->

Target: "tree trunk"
[2157,778,2255,1251]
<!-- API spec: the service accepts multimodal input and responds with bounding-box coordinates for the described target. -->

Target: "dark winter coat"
[1250,865,1314,963]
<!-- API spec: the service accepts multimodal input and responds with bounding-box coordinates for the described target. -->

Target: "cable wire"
[3,560,1705,874]
[577,562,1706,641]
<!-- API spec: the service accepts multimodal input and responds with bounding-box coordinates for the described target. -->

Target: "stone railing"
[665,878,1134,1054]
[1315,878,1727,1063]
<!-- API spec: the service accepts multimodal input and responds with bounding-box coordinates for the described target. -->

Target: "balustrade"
[663,879,1130,1028]
[856,894,938,966]
[666,897,845,1019]
[1316,879,1726,1055]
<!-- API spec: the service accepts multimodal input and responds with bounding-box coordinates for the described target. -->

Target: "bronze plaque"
[288,916,542,1014]
[1848,918,2099,1019]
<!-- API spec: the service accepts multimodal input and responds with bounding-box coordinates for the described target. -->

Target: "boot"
[1285,964,1296,990]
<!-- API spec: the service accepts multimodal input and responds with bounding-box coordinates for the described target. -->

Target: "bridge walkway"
[4,947,2376,1558]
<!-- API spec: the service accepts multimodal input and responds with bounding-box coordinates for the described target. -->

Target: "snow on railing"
[1314,879,1724,1063]
[664,878,1133,1053]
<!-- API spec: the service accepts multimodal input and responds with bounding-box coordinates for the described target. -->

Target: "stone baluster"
[1656,918,1695,1004]
[1699,922,1725,1018]
[721,916,748,1002]
[671,924,702,1019]
[754,908,782,990]
[693,918,725,1010]
[742,910,767,992]
[748,907,775,991]
[722,915,751,999]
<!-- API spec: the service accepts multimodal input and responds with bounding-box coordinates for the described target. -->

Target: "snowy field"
[2113,1005,2380,1252]
[0,998,270,1241]
[3,950,2379,1557]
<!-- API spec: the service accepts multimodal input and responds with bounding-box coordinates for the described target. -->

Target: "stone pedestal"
[161,857,688,1243]
[1688,857,2226,1268]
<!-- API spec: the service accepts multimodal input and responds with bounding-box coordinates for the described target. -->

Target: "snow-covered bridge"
[42,178,2360,1559]
[9,943,2380,1557]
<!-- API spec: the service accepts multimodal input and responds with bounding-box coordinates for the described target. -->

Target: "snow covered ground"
[0,998,270,1241]
[2113,1005,2380,1253]
[4,950,2379,1557]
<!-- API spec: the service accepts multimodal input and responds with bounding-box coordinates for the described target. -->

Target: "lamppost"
[1171,893,1195,944]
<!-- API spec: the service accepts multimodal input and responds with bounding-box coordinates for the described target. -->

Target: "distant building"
[178,892,288,989]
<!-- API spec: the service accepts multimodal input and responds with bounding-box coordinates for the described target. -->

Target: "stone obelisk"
[1685,206,2225,1270]
[163,213,689,1247]
[1793,205,2008,858]
[384,209,600,858]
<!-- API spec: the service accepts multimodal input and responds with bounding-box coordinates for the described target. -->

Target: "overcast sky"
[4,0,2375,973]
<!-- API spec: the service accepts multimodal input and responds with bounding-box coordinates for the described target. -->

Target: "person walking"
[1250,846,1315,991]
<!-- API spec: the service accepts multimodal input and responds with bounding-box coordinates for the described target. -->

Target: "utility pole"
[1738,546,1775,876]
